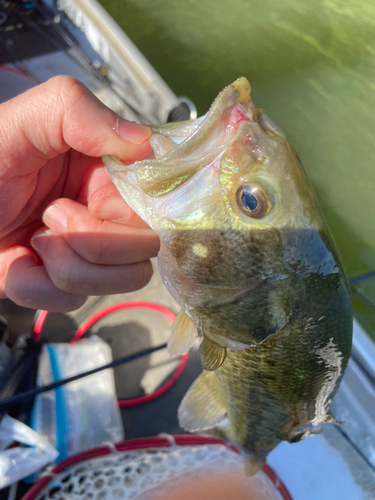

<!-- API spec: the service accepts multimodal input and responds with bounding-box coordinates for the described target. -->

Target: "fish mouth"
[103,77,258,199]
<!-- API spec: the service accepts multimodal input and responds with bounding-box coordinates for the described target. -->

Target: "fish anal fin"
[167,310,197,357]
[178,371,226,432]
[199,336,227,371]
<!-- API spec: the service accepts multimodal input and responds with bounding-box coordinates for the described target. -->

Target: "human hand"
[147,474,269,500]
[0,75,160,312]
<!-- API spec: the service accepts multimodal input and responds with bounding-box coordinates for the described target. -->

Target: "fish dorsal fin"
[150,134,177,159]
[178,370,227,431]
[167,310,197,357]
[199,336,227,371]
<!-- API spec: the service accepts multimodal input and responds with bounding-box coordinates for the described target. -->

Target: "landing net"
[22,435,292,500]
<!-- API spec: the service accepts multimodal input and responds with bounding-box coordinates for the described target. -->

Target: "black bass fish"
[103,78,352,473]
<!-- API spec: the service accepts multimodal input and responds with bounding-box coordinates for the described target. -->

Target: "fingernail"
[90,195,129,221]
[43,204,67,232]
[31,233,47,256]
[117,118,152,145]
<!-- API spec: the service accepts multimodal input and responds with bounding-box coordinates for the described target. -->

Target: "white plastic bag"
[0,415,58,488]
[31,336,124,463]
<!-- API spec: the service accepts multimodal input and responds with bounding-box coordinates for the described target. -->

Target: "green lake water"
[100,0,375,338]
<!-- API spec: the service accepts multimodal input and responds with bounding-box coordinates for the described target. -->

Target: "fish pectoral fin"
[178,371,227,431]
[167,310,197,357]
[199,336,227,371]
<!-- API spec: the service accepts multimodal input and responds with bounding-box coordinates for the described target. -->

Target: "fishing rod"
[0,342,168,412]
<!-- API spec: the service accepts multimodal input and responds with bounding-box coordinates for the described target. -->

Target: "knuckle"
[124,261,153,292]
[36,76,88,153]
[83,242,104,265]
[46,76,89,126]
[47,75,85,102]
[49,265,76,294]
[44,76,83,111]
[65,219,107,265]
[5,282,29,307]
[58,295,87,313]
[77,237,105,265]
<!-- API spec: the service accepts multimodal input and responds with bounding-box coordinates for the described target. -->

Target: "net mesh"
[32,444,287,500]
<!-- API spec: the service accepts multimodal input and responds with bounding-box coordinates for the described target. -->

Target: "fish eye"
[236,185,269,218]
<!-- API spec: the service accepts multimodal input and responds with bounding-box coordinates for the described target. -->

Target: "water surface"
[100,0,375,337]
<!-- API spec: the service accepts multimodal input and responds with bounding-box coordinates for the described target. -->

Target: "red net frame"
[22,435,293,500]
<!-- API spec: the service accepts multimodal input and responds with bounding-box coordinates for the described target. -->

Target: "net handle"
[21,435,293,500]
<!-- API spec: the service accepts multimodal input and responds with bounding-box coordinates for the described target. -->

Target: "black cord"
[349,271,375,286]
[0,342,167,412]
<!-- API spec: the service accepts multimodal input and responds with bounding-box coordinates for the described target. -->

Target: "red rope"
[71,301,177,342]
[0,65,29,77]
[32,310,48,342]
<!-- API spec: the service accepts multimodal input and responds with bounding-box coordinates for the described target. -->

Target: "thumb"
[0,75,152,171]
